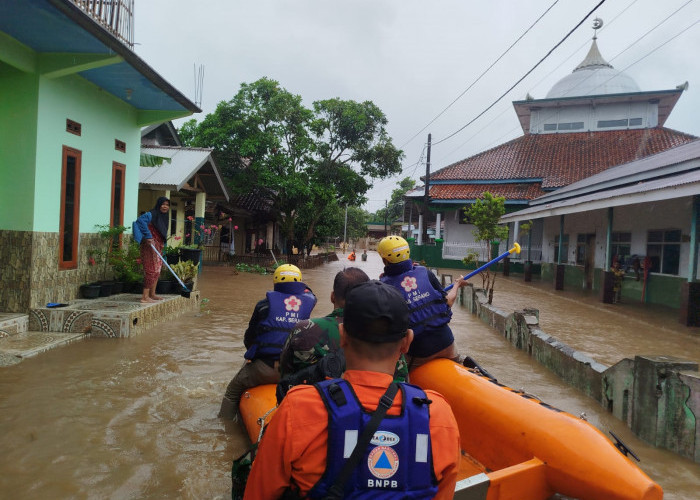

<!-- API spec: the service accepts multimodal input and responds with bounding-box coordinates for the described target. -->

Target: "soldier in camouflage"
[278,268,408,402]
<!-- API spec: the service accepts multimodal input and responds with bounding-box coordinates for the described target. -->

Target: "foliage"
[95,224,127,279]
[373,177,415,225]
[171,260,199,282]
[183,77,403,254]
[464,192,509,304]
[183,216,219,248]
[235,262,269,274]
[108,241,143,283]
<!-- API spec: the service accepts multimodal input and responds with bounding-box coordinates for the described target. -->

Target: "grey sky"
[134,0,700,213]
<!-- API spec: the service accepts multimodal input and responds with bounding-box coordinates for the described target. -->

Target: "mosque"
[407,22,700,324]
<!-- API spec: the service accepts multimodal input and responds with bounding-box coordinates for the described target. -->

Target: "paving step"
[0,330,86,366]
[0,313,29,337]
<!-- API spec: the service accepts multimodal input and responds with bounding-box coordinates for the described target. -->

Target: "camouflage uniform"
[279,308,408,383]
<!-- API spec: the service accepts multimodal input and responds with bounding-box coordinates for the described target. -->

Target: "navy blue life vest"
[307,379,437,499]
[244,284,316,360]
[381,265,451,337]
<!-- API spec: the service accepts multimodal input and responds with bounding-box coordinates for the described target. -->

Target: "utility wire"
[433,0,609,146]
[435,0,642,164]
[399,0,561,149]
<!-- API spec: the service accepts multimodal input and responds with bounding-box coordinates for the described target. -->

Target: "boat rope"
[256,406,277,443]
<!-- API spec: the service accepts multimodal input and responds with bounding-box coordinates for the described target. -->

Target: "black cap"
[343,280,409,343]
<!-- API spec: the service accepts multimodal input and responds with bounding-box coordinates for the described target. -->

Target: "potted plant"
[171,260,199,290]
[95,224,127,294]
[156,266,175,294]
[181,216,219,264]
[109,241,143,293]
[80,282,102,299]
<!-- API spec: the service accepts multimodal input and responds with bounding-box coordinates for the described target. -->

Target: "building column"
[435,212,442,240]
[417,214,424,246]
[555,215,565,290]
[680,195,700,326]
[194,192,206,246]
[601,207,615,304]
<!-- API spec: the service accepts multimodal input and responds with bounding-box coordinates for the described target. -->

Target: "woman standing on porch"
[133,197,170,304]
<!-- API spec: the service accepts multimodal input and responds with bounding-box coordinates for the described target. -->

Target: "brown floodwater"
[1,251,699,499]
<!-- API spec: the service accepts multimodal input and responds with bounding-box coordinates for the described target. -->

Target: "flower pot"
[98,281,113,297]
[180,248,202,265]
[156,280,175,294]
[111,281,124,294]
[80,284,101,299]
[166,253,180,265]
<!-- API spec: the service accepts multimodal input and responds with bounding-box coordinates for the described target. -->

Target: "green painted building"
[0,0,199,312]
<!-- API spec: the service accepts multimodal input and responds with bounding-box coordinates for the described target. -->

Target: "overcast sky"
[134,0,700,213]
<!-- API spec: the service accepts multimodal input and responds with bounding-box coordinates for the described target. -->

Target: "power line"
[399,0,561,149]
[433,0,609,146]
[434,0,644,164]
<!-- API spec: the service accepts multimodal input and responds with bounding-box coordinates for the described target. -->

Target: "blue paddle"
[444,242,521,291]
[150,243,192,298]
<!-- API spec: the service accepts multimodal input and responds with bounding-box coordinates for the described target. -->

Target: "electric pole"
[423,133,431,245]
[384,200,388,236]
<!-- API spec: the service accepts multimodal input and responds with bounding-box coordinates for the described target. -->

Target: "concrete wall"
[460,284,700,463]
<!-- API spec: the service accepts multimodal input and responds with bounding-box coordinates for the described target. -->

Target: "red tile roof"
[430,183,547,201]
[430,128,696,191]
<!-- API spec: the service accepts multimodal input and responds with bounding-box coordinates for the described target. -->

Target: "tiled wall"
[0,230,108,312]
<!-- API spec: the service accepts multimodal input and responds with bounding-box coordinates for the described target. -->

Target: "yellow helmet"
[273,264,302,283]
[377,236,410,263]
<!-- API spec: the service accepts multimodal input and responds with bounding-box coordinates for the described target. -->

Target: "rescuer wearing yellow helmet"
[218,263,317,420]
[378,235,468,371]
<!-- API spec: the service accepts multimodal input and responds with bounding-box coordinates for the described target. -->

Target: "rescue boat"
[239,358,662,500]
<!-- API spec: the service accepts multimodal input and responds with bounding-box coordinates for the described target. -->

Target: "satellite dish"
[592,18,603,30]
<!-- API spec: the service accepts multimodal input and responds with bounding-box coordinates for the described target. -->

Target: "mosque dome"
[546,38,640,99]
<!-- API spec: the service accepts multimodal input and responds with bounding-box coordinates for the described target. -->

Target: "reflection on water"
[0,251,698,499]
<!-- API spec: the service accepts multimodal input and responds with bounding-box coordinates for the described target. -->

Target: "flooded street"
[1,251,699,499]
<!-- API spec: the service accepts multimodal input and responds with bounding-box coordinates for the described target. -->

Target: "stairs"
[0,291,200,366]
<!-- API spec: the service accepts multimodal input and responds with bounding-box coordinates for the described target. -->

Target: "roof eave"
[48,0,200,114]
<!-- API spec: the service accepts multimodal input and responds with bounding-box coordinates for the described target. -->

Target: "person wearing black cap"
[243,280,460,499]
[132,197,170,304]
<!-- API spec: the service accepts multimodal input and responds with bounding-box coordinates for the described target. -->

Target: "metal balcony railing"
[70,0,134,49]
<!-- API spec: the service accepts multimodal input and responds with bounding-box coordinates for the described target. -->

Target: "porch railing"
[70,0,134,49]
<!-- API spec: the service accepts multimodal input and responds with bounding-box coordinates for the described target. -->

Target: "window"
[629,118,643,126]
[115,139,126,153]
[646,229,681,275]
[66,119,81,136]
[576,233,596,265]
[598,119,629,128]
[111,163,125,246]
[544,123,557,131]
[553,234,569,264]
[611,232,631,264]
[557,121,584,131]
[59,147,81,269]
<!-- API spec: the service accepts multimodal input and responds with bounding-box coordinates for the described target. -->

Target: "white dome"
[546,67,640,98]
[545,39,640,99]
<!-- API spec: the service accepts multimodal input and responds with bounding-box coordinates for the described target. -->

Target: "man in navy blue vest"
[378,236,468,371]
[219,264,316,420]
[244,280,460,498]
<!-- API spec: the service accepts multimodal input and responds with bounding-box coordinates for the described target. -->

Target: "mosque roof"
[426,127,696,202]
[546,38,641,98]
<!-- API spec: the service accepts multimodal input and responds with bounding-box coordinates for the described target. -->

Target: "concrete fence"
[460,284,700,463]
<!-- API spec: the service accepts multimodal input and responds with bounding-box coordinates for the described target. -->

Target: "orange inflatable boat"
[239,359,662,500]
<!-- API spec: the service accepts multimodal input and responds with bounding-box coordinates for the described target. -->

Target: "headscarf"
[149,196,170,239]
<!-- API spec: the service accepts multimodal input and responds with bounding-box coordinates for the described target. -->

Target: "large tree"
[184,78,403,253]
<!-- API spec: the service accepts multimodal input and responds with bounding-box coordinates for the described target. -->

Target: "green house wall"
[34,73,141,232]
[0,69,39,230]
